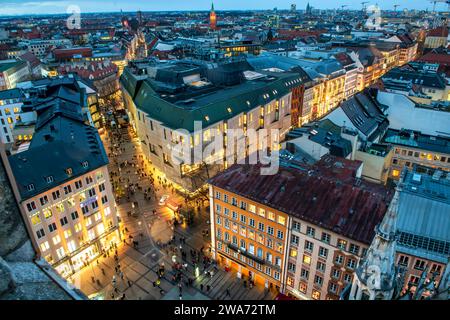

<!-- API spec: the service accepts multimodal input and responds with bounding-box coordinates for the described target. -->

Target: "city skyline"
[0,0,445,16]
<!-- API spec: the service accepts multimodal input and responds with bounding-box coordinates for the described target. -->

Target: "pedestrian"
[200,284,204,291]
[128,280,132,287]
[226,288,231,297]
[206,285,210,292]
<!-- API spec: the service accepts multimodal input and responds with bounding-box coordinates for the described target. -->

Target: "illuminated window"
[31,213,41,225]
[40,241,50,252]
[74,223,82,233]
[290,248,297,258]
[248,204,256,213]
[312,290,321,300]
[303,255,311,265]
[299,282,307,294]
[278,216,286,226]
[267,211,275,221]
[53,235,61,245]
[67,240,77,253]
[392,169,400,177]
[64,229,72,239]
[258,208,265,217]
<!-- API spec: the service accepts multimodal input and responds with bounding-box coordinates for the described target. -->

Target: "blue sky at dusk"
[0,0,440,16]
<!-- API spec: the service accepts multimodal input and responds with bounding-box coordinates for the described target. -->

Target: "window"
[306,226,315,237]
[332,268,341,280]
[42,208,52,219]
[248,204,256,213]
[46,176,54,183]
[305,240,314,252]
[267,211,275,221]
[52,235,61,245]
[299,283,307,294]
[318,247,328,258]
[240,201,247,210]
[288,262,296,272]
[258,208,266,217]
[249,218,255,227]
[88,188,96,197]
[82,206,89,215]
[82,161,89,168]
[431,264,442,275]
[75,180,83,189]
[343,273,352,283]
[63,185,72,194]
[303,255,311,265]
[215,191,221,199]
[101,195,108,204]
[321,232,331,243]
[52,190,60,200]
[26,201,37,212]
[277,230,284,239]
[329,282,338,294]
[414,259,426,271]
[267,226,274,235]
[314,275,323,286]
[223,194,228,203]
[232,211,238,220]
[398,255,409,267]
[215,204,221,213]
[231,197,237,206]
[67,240,77,253]
[290,248,297,258]
[239,214,246,224]
[36,228,45,239]
[316,261,326,273]
[48,223,57,233]
[85,176,93,184]
[293,221,301,231]
[64,229,72,239]
[40,241,50,252]
[346,258,356,270]
[349,243,360,255]
[277,216,286,226]
[31,213,41,225]
[301,268,309,279]
[258,222,264,231]
[71,211,79,220]
[335,255,344,265]
[337,239,347,250]
[39,195,49,206]
[60,217,68,226]
[99,183,105,192]
[291,234,299,245]
[312,290,321,300]
[65,168,73,175]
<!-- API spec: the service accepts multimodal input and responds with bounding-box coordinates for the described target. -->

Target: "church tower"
[349,179,402,300]
[210,2,217,30]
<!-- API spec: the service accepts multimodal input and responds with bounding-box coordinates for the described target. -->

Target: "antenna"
[361,1,369,11]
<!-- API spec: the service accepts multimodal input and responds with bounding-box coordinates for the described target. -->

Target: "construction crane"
[430,0,449,12]
[393,4,400,12]
[361,1,369,11]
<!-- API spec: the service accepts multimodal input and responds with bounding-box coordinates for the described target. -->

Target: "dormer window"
[227,107,232,113]
[205,116,210,121]
[66,168,73,175]
[82,161,89,169]
[46,176,54,183]
[26,184,35,191]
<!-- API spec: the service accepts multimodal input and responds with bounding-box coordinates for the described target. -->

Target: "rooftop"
[397,170,450,263]
[382,128,450,155]
[8,104,108,200]
[209,156,392,244]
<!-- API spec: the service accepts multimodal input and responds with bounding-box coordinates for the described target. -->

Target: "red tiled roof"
[417,52,450,66]
[427,26,449,38]
[53,47,92,60]
[58,61,117,81]
[209,156,392,244]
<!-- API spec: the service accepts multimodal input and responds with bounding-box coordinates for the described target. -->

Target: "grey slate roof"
[0,88,23,100]
[383,129,450,155]
[9,106,108,200]
[122,67,304,132]
[340,91,389,139]
[397,171,450,263]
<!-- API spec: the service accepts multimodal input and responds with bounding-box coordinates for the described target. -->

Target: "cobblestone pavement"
[67,104,276,301]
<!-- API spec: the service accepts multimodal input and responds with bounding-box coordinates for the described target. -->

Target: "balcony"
[227,243,265,265]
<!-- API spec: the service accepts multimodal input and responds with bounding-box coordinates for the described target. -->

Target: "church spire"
[348,174,403,300]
